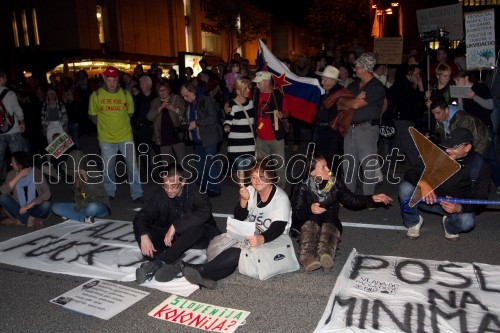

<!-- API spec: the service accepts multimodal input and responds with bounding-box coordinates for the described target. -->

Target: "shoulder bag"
[238,233,300,281]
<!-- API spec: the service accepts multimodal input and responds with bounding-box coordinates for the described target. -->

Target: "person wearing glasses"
[132,164,220,284]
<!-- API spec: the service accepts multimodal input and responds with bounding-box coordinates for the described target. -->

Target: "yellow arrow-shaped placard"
[409,127,461,207]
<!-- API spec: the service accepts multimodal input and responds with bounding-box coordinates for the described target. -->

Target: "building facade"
[0,0,275,81]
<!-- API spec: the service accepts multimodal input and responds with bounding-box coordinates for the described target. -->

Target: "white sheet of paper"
[226,217,255,240]
[50,279,149,320]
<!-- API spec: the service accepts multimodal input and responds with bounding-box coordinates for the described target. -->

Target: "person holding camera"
[147,80,186,167]
[293,152,392,272]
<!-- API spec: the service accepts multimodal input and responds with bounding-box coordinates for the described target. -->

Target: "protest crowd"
[0,40,499,287]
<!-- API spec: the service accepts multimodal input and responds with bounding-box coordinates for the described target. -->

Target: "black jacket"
[404,151,491,213]
[293,178,374,225]
[133,184,220,239]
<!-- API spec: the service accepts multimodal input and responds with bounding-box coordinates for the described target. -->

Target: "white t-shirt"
[245,185,291,234]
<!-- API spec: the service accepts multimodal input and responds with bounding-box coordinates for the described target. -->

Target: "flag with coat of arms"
[256,39,324,124]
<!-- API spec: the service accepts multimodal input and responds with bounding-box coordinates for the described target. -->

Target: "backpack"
[0,89,15,133]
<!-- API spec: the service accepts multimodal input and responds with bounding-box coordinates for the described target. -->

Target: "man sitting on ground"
[133,164,220,283]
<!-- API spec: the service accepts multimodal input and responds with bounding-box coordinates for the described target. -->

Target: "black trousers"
[135,224,211,264]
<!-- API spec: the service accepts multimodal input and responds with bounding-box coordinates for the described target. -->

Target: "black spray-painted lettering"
[395,260,430,285]
[437,263,472,289]
[349,256,389,280]
[70,222,135,242]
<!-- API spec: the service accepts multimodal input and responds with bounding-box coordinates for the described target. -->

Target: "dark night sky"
[253,0,313,24]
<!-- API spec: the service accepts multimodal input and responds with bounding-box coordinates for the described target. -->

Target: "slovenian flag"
[257,39,324,124]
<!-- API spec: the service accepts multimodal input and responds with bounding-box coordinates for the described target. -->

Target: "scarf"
[307,174,335,203]
[15,169,36,206]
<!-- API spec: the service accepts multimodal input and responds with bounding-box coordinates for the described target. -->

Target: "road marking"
[213,213,407,231]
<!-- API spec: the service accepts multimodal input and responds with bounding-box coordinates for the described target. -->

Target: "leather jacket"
[293,178,374,225]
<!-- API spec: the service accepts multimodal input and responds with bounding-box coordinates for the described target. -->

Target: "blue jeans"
[194,143,221,194]
[487,133,500,186]
[0,132,27,179]
[51,202,110,222]
[399,181,475,234]
[68,122,80,149]
[0,193,51,224]
[99,141,143,200]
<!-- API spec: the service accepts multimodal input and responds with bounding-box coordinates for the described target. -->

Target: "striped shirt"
[224,99,255,155]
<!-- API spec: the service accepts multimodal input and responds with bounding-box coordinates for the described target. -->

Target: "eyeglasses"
[162,183,181,190]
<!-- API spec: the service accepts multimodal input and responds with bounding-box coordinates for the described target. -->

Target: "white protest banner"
[416,4,464,41]
[314,248,500,332]
[149,295,251,332]
[50,279,149,320]
[0,219,200,296]
[374,38,404,65]
[465,9,496,70]
[45,132,74,158]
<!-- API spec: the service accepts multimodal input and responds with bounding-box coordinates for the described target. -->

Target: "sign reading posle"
[314,249,500,332]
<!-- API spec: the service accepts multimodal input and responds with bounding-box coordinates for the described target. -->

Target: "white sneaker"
[406,215,424,239]
[442,216,459,241]
[84,216,95,224]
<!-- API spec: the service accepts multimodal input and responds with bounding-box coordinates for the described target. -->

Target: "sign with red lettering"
[45,132,74,158]
[149,295,251,332]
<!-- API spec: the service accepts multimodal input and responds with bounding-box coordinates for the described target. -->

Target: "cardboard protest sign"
[465,9,496,70]
[416,4,464,41]
[374,38,404,64]
[149,295,251,332]
[45,132,74,158]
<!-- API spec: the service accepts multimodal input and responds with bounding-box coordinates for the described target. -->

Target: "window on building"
[32,8,40,45]
[96,5,105,43]
[11,12,20,47]
[21,10,29,46]
[462,0,499,5]
[202,31,221,57]
[184,0,192,52]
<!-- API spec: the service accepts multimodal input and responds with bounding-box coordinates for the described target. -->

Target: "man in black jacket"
[133,164,220,283]
[399,128,491,241]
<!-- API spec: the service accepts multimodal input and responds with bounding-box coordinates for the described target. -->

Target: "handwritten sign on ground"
[149,295,251,333]
[46,132,74,158]
[374,38,404,65]
[465,9,496,70]
[416,4,463,41]
[314,248,500,332]
[51,279,149,320]
[0,219,200,296]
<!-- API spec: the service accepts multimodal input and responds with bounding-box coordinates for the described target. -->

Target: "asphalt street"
[1,132,499,333]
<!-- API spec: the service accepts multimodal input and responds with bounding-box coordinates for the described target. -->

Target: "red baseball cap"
[103,66,119,78]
